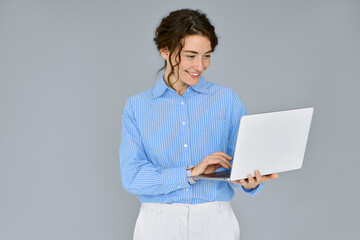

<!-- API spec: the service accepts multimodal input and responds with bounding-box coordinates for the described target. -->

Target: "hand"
[230,170,279,189]
[191,151,232,176]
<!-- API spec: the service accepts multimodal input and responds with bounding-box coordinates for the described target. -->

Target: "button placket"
[180,99,191,167]
[179,98,192,199]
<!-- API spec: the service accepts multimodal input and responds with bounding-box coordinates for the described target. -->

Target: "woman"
[120,9,278,240]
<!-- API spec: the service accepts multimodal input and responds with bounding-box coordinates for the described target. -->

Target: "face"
[161,35,212,90]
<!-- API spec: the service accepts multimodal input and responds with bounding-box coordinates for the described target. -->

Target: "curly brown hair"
[153,9,218,89]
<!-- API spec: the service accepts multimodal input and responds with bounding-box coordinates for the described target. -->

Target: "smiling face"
[161,35,212,95]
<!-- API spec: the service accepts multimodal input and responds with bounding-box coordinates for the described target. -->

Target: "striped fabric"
[120,76,265,204]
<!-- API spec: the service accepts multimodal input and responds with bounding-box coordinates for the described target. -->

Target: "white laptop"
[191,107,314,181]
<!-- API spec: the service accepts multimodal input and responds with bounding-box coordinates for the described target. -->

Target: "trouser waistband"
[140,201,231,216]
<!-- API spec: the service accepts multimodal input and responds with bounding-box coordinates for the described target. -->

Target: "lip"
[186,70,201,79]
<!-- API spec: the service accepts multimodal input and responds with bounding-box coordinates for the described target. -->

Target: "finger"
[247,174,254,184]
[218,156,232,168]
[254,170,262,182]
[272,173,279,179]
[213,164,223,171]
[207,156,232,168]
[265,173,279,180]
[240,179,246,185]
[207,158,231,169]
[204,154,232,168]
[213,151,233,160]
[237,179,246,186]
[261,173,279,182]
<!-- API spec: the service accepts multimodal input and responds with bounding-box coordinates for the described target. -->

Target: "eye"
[204,54,211,58]
[186,55,195,59]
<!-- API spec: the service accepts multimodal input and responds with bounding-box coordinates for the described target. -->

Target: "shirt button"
[184,144,188,148]
[182,121,186,125]
[181,101,184,105]
[186,189,189,191]
[178,186,181,189]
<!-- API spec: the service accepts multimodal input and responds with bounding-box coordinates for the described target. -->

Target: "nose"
[194,57,205,71]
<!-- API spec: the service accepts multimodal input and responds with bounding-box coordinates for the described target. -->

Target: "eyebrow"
[183,50,213,54]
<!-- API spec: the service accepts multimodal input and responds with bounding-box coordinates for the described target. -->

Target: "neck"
[164,72,188,96]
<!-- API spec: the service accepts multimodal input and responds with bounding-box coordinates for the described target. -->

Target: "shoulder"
[124,83,158,106]
[126,90,150,104]
[205,80,241,102]
[205,80,247,115]
[122,88,154,117]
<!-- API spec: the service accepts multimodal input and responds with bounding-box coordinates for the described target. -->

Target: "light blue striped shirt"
[120,76,265,204]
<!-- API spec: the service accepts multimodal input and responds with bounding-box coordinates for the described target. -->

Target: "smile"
[186,71,200,77]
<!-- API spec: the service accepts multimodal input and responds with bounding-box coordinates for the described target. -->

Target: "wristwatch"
[186,166,196,184]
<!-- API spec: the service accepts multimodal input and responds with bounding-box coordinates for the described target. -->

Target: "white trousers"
[133,201,240,240]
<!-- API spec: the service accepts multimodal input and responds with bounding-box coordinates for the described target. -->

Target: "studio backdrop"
[0,0,359,239]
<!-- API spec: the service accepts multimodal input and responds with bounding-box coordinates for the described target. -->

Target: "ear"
[160,48,169,61]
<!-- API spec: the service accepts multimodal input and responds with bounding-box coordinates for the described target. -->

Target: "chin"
[189,79,200,84]
[185,76,201,85]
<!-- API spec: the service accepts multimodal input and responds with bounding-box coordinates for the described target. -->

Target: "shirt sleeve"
[226,91,265,196]
[120,99,190,196]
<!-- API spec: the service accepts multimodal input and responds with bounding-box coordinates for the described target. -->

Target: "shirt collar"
[189,76,208,94]
[150,76,209,99]
[151,77,168,99]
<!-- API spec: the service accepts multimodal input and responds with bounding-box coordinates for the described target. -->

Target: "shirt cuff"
[241,182,266,196]
[230,182,266,196]
[162,167,190,192]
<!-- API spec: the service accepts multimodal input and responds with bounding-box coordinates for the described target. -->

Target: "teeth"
[188,72,199,76]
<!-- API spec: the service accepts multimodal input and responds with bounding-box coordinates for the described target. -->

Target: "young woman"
[120,9,278,240]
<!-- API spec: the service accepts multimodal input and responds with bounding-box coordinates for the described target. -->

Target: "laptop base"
[191,170,231,181]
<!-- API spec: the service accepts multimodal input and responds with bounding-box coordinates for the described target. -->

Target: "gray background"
[0,0,359,239]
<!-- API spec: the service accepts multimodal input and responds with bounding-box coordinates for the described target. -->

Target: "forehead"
[182,35,212,52]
